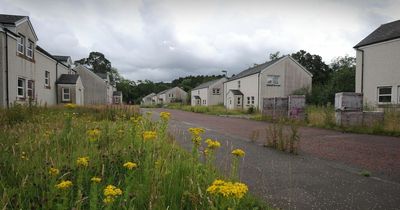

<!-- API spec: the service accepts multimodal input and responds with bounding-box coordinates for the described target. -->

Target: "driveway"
[145,108,400,210]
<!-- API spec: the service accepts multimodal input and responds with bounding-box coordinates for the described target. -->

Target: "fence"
[262,95,306,120]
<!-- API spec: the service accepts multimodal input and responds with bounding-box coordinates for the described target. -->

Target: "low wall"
[335,111,384,127]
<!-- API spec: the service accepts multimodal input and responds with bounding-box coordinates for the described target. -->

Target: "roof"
[56,74,80,84]
[194,95,201,99]
[113,91,122,96]
[143,93,156,98]
[96,73,108,80]
[354,20,400,48]
[192,78,223,91]
[36,45,71,70]
[227,56,285,82]
[228,89,243,95]
[53,55,70,62]
[0,14,26,24]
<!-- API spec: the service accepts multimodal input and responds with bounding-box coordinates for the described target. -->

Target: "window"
[238,81,241,89]
[237,97,241,105]
[17,35,25,54]
[27,80,35,99]
[212,88,220,95]
[62,88,71,102]
[247,97,250,104]
[378,86,392,103]
[198,90,200,94]
[17,78,26,98]
[26,40,34,58]
[45,71,50,87]
[203,100,206,104]
[251,96,255,104]
[267,75,280,85]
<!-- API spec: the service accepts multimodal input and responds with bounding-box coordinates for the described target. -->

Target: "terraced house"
[223,56,312,110]
[0,14,121,107]
[191,77,227,106]
[354,19,400,107]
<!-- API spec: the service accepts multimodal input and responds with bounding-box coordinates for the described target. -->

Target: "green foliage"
[359,170,371,177]
[166,103,248,116]
[0,106,268,209]
[264,119,300,154]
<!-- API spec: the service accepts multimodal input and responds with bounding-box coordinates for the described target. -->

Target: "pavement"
[144,108,400,210]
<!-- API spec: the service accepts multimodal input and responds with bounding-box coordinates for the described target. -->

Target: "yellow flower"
[206,179,248,199]
[55,180,73,190]
[64,103,76,109]
[142,131,157,141]
[123,161,138,170]
[49,167,60,176]
[103,196,114,204]
[77,156,89,167]
[44,130,52,138]
[231,149,245,157]
[104,185,123,197]
[130,116,142,124]
[160,112,171,121]
[205,139,221,149]
[87,128,101,142]
[188,127,205,136]
[91,176,102,183]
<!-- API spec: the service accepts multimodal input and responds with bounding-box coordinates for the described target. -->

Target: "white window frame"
[45,71,50,88]
[251,96,255,105]
[26,40,34,58]
[267,75,280,86]
[17,35,25,54]
[17,77,26,98]
[247,96,250,104]
[27,80,35,99]
[238,80,241,89]
[237,97,241,105]
[62,88,71,102]
[202,99,206,105]
[212,88,220,95]
[377,86,392,104]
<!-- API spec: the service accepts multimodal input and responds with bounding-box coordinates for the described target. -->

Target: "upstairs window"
[26,40,34,58]
[62,88,71,102]
[238,81,241,89]
[212,88,220,95]
[378,86,392,103]
[17,35,25,54]
[27,80,35,99]
[267,75,280,85]
[17,78,26,98]
[45,71,50,88]
[247,97,250,104]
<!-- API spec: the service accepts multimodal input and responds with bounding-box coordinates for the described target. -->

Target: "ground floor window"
[251,96,255,104]
[202,100,206,104]
[62,88,71,102]
[27,80,35,99]
[377,86,392,103]
[237,97,241,105]
[17,78,26,98]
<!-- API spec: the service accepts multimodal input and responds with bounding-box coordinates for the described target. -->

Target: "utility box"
[335,92,363,111]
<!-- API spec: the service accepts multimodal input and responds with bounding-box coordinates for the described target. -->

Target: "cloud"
[1,0,399,81]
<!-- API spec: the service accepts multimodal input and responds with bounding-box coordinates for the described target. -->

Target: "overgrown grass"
[0,105,269,209]
[164,103,250,115]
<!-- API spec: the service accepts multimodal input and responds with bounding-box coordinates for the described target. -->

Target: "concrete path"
[145,108,400,210]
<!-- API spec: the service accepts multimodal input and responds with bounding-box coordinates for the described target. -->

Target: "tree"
[291,50,332,85]
[75,52,112,74]
[269,51,282,61]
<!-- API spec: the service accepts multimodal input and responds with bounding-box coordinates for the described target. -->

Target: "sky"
[1,0,399,82]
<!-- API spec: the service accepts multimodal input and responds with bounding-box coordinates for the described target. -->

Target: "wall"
[34,49,58,105]
[191,87,208,106]
[224,73,259,109]
[57,84,77,104]
[0,32,5,107]
[207,78,226,106]
[356,38,400,106]
[75,65,107,105]
[165,87,187,103]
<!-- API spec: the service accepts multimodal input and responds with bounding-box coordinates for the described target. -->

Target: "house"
[53,55,74,68]
[141,93,156,105]
[96,72,117,104]
[191,77,227,106]
[0,14,75,107]
[223,56,312,110]
[113,91,123,104]
[56,74,84,105]
[354,20,400,107]
[156,87,187,104]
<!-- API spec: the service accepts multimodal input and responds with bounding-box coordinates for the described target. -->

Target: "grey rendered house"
[141,93,156,105]
[191,77,227,106]
[56,74,84,105]
[354,20,400,107]
[156,87,187,104]
[0,14,76,107]
[224,56,312,110]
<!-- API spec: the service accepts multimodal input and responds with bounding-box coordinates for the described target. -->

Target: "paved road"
[145,108,400,210]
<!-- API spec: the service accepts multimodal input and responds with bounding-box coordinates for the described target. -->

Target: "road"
[145,108,400,210]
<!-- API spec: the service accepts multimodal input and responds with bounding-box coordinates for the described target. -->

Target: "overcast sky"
[1,0,399,82]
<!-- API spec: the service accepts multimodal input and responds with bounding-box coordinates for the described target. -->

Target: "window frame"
[62,88,71,102]
[27,80,35,99]
[212,88,220,95]
[45,71,50,88]
[238,80,241,89]
[251,96,255,105]
[26,40,34,58]
[377,86,392,104]
[17,35,25,54]
[266,75,280,86]
[17,77,26,98]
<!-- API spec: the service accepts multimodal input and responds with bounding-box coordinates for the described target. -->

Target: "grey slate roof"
[193,95,201,99]
[56,74,80,84]
[227,56,285,82]
[192,79,220,91]
[53,55,70,62]
[0,14,26,24]
[354,20,400,48]
[229,89,243,95]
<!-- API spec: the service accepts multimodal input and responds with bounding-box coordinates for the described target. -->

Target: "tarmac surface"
[145,108,400,210]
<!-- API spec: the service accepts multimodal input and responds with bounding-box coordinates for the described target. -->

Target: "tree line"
[74,50,355,105]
